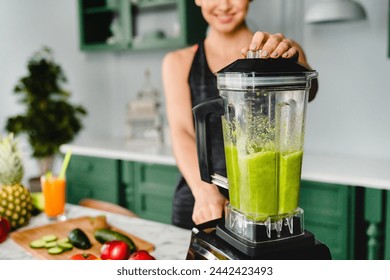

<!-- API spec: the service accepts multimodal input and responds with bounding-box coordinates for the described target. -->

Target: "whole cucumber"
[94,228,136,253]
[68,228,92,249]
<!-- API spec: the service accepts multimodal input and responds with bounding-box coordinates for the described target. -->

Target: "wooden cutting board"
[11,216,154,260]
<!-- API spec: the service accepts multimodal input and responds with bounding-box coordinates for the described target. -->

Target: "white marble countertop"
[302,152,390,190]
[0,204,191,260]
[60,137,390,191]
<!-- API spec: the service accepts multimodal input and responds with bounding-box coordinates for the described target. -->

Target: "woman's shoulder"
[163,44,199,69]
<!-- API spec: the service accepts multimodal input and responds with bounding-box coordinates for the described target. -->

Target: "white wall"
[303,0,390,159]
[0,0,168,182]
[1,0,389,184]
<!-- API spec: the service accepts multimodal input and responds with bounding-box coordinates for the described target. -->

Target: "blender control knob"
[246,50,261,58]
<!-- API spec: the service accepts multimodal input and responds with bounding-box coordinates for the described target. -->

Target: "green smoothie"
[278,151,303,214]
[239,150,278,218]
[225,145,303,220]
[224,145,240,209]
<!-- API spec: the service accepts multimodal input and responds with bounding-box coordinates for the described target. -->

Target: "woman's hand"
[241,31,298,59]
[192,184,228,225]
[241,31,318,101]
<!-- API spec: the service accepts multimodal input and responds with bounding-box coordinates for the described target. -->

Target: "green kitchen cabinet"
[132,162,180,224]
[66,154,180,224]
[300,181,365,260]
[120,160,180,222]
[385,191,390,259]
[66,155,122,204]
[78,0,131,51]
[78,0,208,51]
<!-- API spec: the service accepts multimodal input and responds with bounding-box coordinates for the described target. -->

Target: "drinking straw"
[45,171,52,180]
[59,149,72,179]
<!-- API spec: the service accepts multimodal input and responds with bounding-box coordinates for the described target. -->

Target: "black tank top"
[189,42,227,176]
[171,41,228,230]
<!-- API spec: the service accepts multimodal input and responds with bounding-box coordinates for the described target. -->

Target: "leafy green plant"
[5,46,87,158]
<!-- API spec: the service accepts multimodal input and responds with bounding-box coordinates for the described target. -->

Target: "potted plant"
[5,46,87,176]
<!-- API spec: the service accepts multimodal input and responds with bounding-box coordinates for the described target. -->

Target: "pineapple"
[0,133,33,230]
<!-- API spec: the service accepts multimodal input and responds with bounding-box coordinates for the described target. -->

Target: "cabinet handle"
[364,189,385,260]
[367,223,383,260]
[141,195,146,211]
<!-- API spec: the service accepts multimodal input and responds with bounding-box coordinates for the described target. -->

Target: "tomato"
[70,253,99,260]
[129,250,156,260]
[0,217,11,243]
[100,240,130,260]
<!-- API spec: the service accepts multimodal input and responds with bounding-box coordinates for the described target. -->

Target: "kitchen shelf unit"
[78,0,208,51]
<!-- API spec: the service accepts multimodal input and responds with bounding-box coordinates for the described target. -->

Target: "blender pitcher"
[193,52,318,242]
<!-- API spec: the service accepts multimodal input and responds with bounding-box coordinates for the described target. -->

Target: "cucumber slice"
[44,241,58,248]
[57,238,70,243]
[30,239,46,248]
[42,234,57,242]
[48,246,63,255]
[58,242,73,251]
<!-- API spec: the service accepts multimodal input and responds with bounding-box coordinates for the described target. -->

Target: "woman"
[162,0,318,229]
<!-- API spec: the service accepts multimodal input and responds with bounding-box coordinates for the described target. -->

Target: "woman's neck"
[204,24,253,72]
[207,24,252,51]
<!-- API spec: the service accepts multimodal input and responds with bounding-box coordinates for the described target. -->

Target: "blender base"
[186,218,332,260]
[216,223,313,257]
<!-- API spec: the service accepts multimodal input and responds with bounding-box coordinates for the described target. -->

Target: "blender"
[186,51,331,260]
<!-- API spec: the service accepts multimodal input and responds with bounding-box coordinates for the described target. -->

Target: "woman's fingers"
[269,38,294,58]
[241,31,269,57]
[249,31,270,51]
[192,198,228,225]
[240,32,268,57]
[192,207,221,224]
[242,32,296,59]
[240,47,249,57]
[282,46,298,58]
[261,33,287,58]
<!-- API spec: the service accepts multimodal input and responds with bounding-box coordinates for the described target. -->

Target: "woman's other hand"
[192,184,228,225]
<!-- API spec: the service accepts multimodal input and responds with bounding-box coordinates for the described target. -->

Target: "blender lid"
[216,53,318,89]
[217,56,315,75]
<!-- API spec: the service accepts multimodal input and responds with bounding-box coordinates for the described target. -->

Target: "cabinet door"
[130,0,207,50]
[385,191,390,259]
[78,0,131,51]
[299,181,361,260]
[133,162,180,224]
[78,0,207,51]
[66,155,121,204]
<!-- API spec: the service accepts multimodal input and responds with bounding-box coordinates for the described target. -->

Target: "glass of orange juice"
[40,174,67,221]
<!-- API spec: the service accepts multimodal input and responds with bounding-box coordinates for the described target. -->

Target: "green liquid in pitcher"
[278,151,303,214]
[225,145,303,220]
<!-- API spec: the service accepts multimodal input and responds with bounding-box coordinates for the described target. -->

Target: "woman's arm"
[162,49,228,225]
